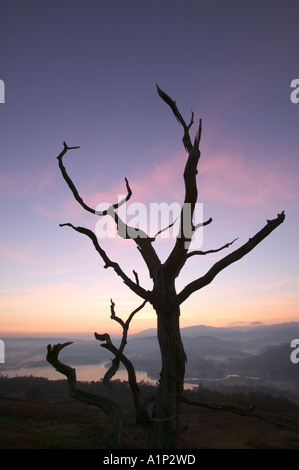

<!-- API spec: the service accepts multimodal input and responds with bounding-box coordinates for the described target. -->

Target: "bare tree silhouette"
[47,85,285,449]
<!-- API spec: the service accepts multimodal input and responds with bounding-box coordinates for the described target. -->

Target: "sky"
[0,0,298,337]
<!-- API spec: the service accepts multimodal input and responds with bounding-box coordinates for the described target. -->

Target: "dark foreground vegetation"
[0,375,299,449]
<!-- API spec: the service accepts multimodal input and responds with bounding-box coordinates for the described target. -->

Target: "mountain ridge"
[131,321,299,341]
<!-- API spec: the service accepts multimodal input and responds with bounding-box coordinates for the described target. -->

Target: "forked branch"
[59,223,150,301]
[57,142,161,279]
[157,85,204,277]
[92,299,150,428]
[176,211,285,305]
[94,331,150,428]
[156,85,201,152]
[46,342,123,448]
[101,299,147,396]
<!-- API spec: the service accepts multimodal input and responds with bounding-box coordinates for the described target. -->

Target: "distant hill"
[2,321,299,404]
[131,325,241,339]
[132,321,299,344]
[234,343,299,383]
[3,322,299,367]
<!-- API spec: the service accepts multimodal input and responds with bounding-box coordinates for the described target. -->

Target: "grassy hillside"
[1,375,299,449]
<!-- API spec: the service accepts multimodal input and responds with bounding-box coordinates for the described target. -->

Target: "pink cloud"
[0,166,56,199]
[84,152,185,208]
[39,145,298,231]
[33,194,87,220]
[0,242,38,264]
[197,152,299,207]
[0,170,34,198]
[36,170,55,192]
[47,151,186,229]
[123,149,299,212]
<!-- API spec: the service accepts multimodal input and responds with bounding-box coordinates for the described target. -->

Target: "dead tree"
[47,85,285,449]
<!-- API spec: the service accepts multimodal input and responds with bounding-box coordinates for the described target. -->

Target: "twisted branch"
[57,142,161,279]
[46,342,122,448]
[95,299,150,428]
[100,299,147,396]
[57,142,132,215]
[95,332,150,428]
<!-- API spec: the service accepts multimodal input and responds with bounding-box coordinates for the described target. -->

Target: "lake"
[0,362,200,389]
[1,362,155,383]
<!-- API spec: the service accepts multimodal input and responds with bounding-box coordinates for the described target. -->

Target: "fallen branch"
[182,395,291,429]
[182,395,255,415]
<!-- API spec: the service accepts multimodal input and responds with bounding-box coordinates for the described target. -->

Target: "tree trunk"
[148,275,186,448]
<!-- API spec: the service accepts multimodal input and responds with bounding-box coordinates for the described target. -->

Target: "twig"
[186,238,238,258]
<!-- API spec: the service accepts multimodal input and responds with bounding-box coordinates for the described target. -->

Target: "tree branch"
[94,331,149,428]
[157,86,204,278]
[186,238,238,258]
[57,142,161,279]
[110,210,162,278]
[57,142,132,215]
[182,395,255,415]
[109,298,147,358]
[184,216,213,249]
[95,299,150,429]
[182,395,291,428]
[176,211,285,305]
[156,85,199,152]
[46,342,123,448]
[59,222,150,300]
[152,218,178,240]
[133,270,140,286]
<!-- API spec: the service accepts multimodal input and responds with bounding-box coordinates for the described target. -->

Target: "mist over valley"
[1,322,299,404]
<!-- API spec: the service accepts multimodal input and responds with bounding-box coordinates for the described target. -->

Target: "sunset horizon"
[0,0,298,344]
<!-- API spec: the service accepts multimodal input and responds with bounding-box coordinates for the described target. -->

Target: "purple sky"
[0,0,298,336]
